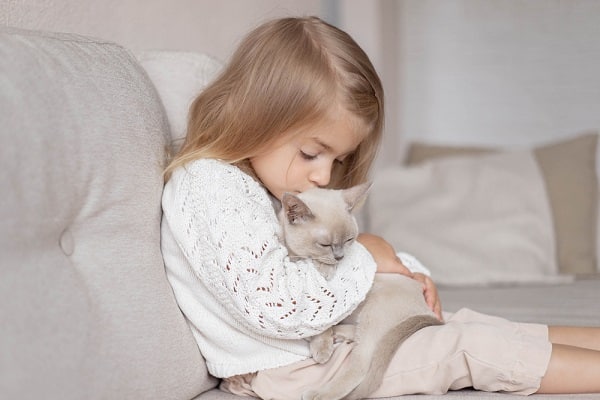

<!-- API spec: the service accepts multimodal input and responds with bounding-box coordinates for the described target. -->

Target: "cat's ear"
[282,193,314,225]
[343,182,372,213]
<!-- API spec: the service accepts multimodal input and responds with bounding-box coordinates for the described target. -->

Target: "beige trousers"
[222,308,552,399]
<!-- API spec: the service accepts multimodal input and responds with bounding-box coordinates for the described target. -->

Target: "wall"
[391,0,600,159]
[3,0,600,167]
[0,0,323,61]
[334,0,600,165]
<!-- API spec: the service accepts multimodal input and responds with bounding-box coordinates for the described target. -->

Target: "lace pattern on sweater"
[169,159,376,339]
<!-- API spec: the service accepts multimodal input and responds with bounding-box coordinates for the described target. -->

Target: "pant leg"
[370,308,552,396]
[250,308,552,399]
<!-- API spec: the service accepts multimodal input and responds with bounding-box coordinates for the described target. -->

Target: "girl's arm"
[357,233,443,321]
[357,233,413,275]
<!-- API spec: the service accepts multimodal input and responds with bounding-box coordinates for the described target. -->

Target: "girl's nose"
[309,165,331,187]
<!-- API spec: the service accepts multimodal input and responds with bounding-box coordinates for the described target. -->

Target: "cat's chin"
[314,263,337,280]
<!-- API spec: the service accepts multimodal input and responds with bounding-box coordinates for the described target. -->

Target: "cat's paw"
[310,328,335,364]
[332,324,355,344]
[315,264,336,281]
[311,341,334,364]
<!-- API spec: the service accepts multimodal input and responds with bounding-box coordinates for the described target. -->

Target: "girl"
[161,16,600,398]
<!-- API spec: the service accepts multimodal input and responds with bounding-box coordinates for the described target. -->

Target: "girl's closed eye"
[300,150,318,160]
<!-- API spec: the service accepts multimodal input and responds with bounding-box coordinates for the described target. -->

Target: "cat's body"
[277,184,442,400]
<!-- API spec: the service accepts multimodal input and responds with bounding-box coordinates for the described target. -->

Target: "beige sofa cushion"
[0,27,216,398]
[406,133,598,275]
[369,151,565,286]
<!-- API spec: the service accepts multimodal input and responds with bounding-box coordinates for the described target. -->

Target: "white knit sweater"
[161,159,377,378]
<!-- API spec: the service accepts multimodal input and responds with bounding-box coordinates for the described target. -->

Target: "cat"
[277,184,368,281]
[277,183,443,400]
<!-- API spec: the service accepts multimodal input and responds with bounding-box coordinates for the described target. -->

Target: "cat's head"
[279,182,371,267]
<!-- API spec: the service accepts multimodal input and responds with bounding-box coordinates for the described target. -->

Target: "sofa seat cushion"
[0,27,216,399]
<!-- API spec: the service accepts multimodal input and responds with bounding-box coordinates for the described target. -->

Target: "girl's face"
[250,110,365,200]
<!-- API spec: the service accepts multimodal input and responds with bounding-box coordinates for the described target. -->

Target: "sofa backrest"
[0,27,217,399]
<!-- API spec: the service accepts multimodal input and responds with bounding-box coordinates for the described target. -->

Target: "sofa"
[1,26,598,400]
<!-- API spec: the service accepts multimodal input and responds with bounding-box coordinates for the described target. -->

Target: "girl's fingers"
[414,273,444,321]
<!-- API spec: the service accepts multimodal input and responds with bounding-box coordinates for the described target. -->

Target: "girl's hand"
[412,272,443,322]
[357,233,444,321]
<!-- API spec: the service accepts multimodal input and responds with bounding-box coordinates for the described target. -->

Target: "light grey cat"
[277,183,442,400]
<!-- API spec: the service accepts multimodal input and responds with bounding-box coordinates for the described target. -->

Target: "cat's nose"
[332,246,344,261]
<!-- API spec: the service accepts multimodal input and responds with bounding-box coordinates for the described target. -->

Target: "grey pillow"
[0,27,217,398]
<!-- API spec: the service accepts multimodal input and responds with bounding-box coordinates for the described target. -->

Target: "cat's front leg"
[332,323,356,344]
[309,327,335,364]
[315,263,336,280]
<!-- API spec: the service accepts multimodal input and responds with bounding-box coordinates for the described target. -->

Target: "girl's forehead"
[303,113,367,152]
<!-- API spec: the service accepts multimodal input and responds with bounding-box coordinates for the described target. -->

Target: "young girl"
[161,16,600,398]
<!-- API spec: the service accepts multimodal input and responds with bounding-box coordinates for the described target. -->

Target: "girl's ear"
[282,193,314,225]
[342,182,372,213]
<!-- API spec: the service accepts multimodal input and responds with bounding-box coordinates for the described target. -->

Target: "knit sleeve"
[162,159,376,339]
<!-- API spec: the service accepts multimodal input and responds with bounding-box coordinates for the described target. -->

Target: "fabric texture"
[397,251,431,276]
[203,278,600,400]
[136,50,223,144]
[369,150,566,286]
[161,159,377,378]
[406,133,598,275]
[229,308,551,399]
[438,277,600,327]
[534,134,598,274]
[0,27,216,399]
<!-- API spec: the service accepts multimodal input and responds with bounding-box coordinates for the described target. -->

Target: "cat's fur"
[277,183,442,400]
[278,184,367,280]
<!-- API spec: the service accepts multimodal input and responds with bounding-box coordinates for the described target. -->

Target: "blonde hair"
[164,16,384,189]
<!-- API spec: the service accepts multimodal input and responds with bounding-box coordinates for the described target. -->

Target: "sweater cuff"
[397,251,431,276]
